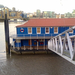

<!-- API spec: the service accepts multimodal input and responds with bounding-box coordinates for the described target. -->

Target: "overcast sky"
[0,0,75,14]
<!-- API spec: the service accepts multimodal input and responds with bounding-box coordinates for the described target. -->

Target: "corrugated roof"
[16,18,75,27]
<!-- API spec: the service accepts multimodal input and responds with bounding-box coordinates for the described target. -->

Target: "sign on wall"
[20,28,24,32]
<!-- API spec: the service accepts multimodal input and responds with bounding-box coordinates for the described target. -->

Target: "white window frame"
[69,27,73,33]
[54,27,58,34]
[37,27,41,34]
[45,27,49,34]
[28,27,32,34]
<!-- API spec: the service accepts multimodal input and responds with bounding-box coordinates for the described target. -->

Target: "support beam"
[66,33,74,60]
[59,36,63,54]
[55,38,58,52]
[53,39,55,50]
[63,35,66,51]
[4,14,10,54]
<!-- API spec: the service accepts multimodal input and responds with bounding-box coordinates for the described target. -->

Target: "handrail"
[48,26,75,61]
[51,26,75,39]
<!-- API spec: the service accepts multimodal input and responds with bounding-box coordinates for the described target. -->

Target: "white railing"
[10,34,52,38]
[48,26,75,61]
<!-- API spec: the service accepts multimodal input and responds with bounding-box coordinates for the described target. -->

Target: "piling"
[4,14,10,54]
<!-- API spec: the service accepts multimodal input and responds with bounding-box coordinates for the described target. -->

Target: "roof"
[16,18,75,27]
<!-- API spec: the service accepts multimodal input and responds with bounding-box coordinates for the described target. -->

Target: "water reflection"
[0,22,5,52]
[0,21,25,61]
[0,21,24,52]
[0,53,75,75]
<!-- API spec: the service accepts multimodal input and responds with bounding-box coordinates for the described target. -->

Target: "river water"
[0,22,75,75]
[0,22,22,52]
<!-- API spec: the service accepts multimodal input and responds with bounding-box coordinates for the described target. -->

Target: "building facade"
[0,10,2,18]
[11,18,75,50]
[0,7,23,19]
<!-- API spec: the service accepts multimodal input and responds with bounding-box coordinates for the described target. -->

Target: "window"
[5,10,7,14]
[37,27,41,34]
[54,27,58,33]
[69,27,73,33]
[28,27,32,34]
[45,27,49,34]
[11,12,16,17]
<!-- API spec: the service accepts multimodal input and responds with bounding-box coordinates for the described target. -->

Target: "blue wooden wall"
[16,27,74,37]
[21,40,29,46]
[14,27,75,47]
[15,42,21,47]
[14,39,49,47]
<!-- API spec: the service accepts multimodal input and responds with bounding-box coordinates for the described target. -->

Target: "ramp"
[48,26,75,65]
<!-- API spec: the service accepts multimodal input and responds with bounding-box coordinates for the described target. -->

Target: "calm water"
[0,22,22,52]
[0,22,24,61]
[0,22,75,75]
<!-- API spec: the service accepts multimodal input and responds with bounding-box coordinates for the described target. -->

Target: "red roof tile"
[16,18,75,27]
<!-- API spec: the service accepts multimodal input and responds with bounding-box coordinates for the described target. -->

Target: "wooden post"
[4,14,10,54]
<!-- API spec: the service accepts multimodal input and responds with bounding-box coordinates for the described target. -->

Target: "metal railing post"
[66,32,74,60]
[44,34,45,50]
[59,36,63,54]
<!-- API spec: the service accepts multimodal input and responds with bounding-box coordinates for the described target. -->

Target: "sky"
[0,0,75,14]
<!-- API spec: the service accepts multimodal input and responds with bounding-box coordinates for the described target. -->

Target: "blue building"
[11,18,75,50]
